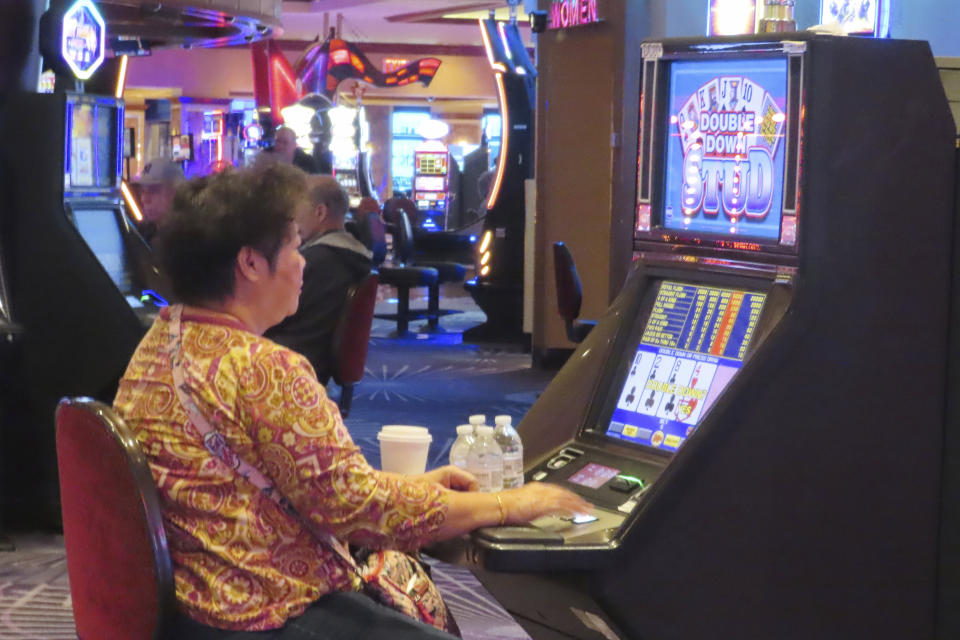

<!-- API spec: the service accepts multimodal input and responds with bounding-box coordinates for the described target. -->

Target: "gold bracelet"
[495,493,507,526]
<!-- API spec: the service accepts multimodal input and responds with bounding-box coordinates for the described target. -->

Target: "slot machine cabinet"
[467,35,957,640]
[0,91,165,526]
[938,55,960,640]
[412,142,450,230]
[464,18,536,342]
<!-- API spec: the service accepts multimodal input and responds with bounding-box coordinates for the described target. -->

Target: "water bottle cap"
[494,415,512,425]
[476,425,494,436]
[468,415,486,425]
[456,425,474,435]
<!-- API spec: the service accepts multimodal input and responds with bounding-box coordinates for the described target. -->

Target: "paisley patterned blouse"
[113,306,448,631]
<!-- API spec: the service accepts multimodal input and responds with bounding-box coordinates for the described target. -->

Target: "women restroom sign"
[547,0,600,30]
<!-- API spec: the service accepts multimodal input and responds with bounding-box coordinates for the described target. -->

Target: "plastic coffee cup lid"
[378,425,432,442]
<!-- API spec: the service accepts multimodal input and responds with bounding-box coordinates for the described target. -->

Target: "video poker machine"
[465,34,957,639]
[0,91,166,525]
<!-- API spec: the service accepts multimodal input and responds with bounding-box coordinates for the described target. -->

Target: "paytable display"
[606,281,765,452]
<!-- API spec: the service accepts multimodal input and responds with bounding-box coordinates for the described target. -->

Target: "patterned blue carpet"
[343,293,550,472]
[0,292,552,639]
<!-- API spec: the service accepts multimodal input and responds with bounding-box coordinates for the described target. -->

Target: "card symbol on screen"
[644,390,656,409]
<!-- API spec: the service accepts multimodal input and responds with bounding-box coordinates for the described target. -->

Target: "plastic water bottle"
[494,415,524,489]
[468,414,486,435]
[448,425,476,469]
[467,425,503,492]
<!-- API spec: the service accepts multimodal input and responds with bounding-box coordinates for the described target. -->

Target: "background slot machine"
[412,141,450,230]
[0,91,166,527]
[463,17,536,343]
[462,34,957,640]
[329,104,363,207]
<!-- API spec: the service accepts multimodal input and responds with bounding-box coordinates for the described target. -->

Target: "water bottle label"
[502,454,523,488]
[473,468,500,492]
[490,469,503,492]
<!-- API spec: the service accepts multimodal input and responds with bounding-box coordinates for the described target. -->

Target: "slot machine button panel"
[608,477,638,493]
[545,446,585,470]
[618,499,638,514]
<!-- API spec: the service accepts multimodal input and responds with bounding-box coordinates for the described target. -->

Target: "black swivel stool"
[374,210,439,337]
[383,199,467,332]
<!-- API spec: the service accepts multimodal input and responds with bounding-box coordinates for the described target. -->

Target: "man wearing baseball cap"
[135,158,184,244]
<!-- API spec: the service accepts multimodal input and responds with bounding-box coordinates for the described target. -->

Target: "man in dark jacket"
[266,175,373,383]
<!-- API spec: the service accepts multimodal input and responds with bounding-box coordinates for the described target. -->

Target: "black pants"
[168,591,458,640]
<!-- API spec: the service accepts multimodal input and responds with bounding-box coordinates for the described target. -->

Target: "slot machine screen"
[661,58,788,241]
[416,153,448,175]
[415,176,445,192]
[604,281,765,453]
[71,207,138,301]
[171,134,193,162]
[68,98,120,189]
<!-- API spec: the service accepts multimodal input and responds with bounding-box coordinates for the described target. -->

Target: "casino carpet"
[0,290,557,639]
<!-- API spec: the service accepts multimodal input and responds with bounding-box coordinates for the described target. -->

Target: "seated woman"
[113,164,589,640]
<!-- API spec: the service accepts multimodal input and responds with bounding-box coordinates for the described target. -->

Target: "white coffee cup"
[377,425,433,475]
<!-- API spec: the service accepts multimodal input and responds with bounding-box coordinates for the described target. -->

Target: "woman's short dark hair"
[158,163,308,305]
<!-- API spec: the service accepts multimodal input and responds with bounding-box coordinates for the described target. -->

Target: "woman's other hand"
[415,466,478,492]
[499,482,593,525]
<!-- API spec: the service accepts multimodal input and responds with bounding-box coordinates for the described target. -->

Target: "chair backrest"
[383,197,421,228]
[332,271,380,386]
[55,397,174,640]
[390,209,416,265]
[362,212,388,267]
[553,241,583,322]
[355,196,381,218]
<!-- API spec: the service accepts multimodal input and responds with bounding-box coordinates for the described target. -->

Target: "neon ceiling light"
[114,55,128,98]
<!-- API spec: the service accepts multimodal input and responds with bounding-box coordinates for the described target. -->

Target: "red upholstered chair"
[55,397,174,640]
[553,242,597,344]
[331,272,380,417]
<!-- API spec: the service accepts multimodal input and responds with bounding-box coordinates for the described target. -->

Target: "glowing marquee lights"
[61,0,106,81]
[328,105,358,163]
[279,103,316,150]
[707,0,757,36]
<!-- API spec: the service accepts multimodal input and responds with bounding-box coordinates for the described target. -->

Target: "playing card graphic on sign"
[663,58,788,240]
